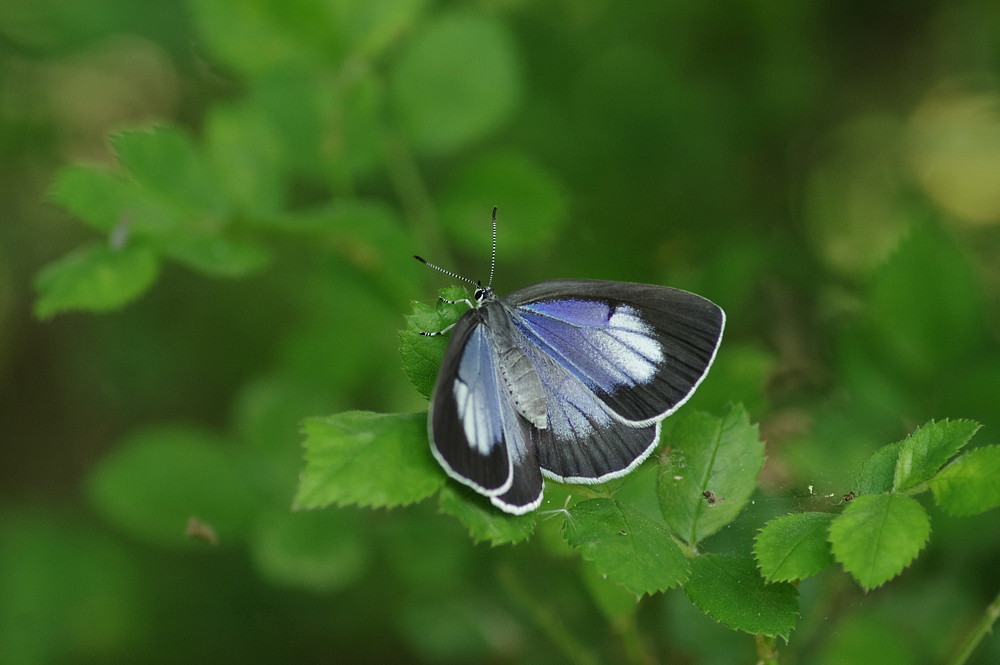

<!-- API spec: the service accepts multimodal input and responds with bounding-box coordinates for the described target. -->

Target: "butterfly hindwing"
[517,337,662,482]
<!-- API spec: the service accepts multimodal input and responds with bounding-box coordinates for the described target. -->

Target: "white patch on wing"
[451,381,479,455]
[453,328,504,457]
[597,307,663,384]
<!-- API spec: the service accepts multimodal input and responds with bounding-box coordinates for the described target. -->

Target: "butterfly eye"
[474,287,487,301]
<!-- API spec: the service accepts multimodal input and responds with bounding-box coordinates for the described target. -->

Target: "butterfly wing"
[429,279,724,512]
[507,279,725,425]
[428,309,544,514]
[517,337,663,482]
[506,279,724,481]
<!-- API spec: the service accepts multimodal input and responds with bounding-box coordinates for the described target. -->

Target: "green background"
[2,1,999,663]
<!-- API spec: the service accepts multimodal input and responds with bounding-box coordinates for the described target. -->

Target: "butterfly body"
[427,277,725,515]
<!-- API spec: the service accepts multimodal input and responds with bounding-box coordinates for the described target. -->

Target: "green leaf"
[440,150,568,256]
[204,104,286,216]
[86,425,259,548]
[390,12,521,154]
[188,0,345,76]
[294,411,444,510]
[49,166,128,233]
[658,404,764,545]
[342,0,429,59]
[249,509,368,593]
[277,201,418,296]
[437,484,536,546]
[893,419,981,492]
[683,554,799,640]
[563,498,689,596]
[34,243,160,319]
[399,286,470,398]
[855,442,902,496]
[112,127,227,217]
[828,493,931,590]
[869,222,984,377]
[162,235,272,278]
[334,73,389,178]
[754,512,836,582]
[929,445,1000,516]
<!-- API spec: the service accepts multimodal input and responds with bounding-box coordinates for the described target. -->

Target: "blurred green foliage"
[2,1,1000,663]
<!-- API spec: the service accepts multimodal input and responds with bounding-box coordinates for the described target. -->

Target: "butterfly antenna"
[488,206,498,287]
[413,255,478,286]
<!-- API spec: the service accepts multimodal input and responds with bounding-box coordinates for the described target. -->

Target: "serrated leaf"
[657,404,764,545]
[399,286,470,398]
[34,243,160,319]
[829,494,930,590]
[929,445,1000,516]
[893,419,981,492]
[49,166,129,233]
[437,484,536,545]
[86,425,259,548]
[294,411,444,510]
[683,554,798,640]
[563,498,689,596]
[112,127,226,217]
[390,12,521,154]
[754,512,836,582]
[856,442,902,496]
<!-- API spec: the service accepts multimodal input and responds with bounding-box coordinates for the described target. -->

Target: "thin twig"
[947,587,1000,665]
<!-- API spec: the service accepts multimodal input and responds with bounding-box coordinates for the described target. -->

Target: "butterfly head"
[473,282,496,308]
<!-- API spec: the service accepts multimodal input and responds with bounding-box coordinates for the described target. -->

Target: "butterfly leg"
[419,322,458,337]
[438,296,475,308]
[420,295,476,337]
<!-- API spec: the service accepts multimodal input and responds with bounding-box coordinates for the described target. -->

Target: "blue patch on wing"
[515,299,664,396]
[432,318,544,514]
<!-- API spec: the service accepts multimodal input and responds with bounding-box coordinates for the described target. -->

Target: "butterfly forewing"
[429,301,545,513]
[506,279,725,425]
[429,312,513,496]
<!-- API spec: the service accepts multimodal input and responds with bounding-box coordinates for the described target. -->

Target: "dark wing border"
[428,312,513,496]
[428,310,545,514]
[506,279,725,426]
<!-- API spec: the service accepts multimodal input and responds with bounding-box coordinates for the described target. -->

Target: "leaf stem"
[946,587,1000,665]
[754,634,779,665]
[497,563,602,665]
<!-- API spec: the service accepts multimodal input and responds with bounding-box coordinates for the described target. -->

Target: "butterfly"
[416,208,725,514]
